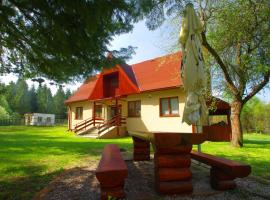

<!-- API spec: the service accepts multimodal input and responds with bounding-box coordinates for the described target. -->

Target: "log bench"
[191,150,251,190]
[96,144,128,200]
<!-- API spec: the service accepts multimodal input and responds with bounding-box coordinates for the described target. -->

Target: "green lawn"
[0,126,133,200]
[200,133,270,180]
[0,126,269,199]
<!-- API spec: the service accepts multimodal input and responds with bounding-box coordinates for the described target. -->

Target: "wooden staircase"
[74,117,104,135]
[97,115,126,138]
[73,115,126,138]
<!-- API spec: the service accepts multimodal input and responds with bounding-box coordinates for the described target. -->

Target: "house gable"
[89,65,139,100]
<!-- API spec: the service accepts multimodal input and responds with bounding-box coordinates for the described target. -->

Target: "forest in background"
[241,96,270,134]
[0,78,269,133]
[0,79,72,120]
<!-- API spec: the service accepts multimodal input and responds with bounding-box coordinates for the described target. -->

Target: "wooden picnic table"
[129,131,251,195]
[129,131,206,195]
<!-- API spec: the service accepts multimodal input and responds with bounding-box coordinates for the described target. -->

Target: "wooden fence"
[0,118,67,126]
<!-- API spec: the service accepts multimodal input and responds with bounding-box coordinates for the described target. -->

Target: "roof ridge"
[130,51,181,67]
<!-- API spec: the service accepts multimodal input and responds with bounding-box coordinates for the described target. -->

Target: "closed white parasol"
[179,3,208,150]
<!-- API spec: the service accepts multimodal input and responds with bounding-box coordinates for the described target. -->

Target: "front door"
[109,105,121,119]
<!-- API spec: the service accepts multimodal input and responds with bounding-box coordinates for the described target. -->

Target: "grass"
[0,126,133,200]
[0,126,269,199]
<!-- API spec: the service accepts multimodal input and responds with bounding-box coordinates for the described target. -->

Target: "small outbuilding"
[24,113,55,126]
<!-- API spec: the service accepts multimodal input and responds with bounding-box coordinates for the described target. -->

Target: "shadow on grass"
[0,165,63,200]
[0,126,133,199]
[244,139,270,145]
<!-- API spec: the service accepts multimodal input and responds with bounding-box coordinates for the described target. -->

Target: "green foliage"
[0,80,72,119]
[0,105,9,118]
[36,85,53,113]
[0,0,147,82]
[241,97,270,133]
[53,87,67,117]
[206,0,270,100]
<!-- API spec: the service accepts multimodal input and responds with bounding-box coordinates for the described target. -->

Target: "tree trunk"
[230,100,243,147]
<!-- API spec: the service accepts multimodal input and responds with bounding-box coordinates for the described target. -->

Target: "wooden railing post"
[93,101,96,127]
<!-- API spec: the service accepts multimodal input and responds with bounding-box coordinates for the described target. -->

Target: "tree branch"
[201,31,240,99]
[243,72,270,105]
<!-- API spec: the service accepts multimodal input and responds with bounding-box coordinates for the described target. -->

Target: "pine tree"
[53,87,67,118]
[36,85,53,113]
[29,86,38,113]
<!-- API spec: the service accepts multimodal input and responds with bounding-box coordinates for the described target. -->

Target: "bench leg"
[210,167,236,190]
[100,185,125,200]
[132,136,150,161]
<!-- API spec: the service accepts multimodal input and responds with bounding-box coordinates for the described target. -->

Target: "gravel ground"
[35,154,270,200]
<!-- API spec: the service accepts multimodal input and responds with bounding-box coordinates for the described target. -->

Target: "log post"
[153,133,193,195]
[132,136,150,161]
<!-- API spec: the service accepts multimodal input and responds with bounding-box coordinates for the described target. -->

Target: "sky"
[0,20,269,102]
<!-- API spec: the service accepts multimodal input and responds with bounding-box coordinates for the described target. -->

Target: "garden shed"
[24,113,55,126]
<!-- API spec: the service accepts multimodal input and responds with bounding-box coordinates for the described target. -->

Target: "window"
[46,117,51,123]
[95,105,102,118]
[128,101,141,117]
[75,107,83,120]
[110,77,119,88]
[160,97,179,117]
[38,116,42,122]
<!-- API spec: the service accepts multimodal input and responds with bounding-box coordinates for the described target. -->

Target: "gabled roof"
[65,75,99,104]
[132,52,182,91]
[65,52,183,104]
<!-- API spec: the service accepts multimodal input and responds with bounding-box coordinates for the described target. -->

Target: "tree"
[13,79,31,115]
[0,0,146,82]
[36,85,53,113]
[142,0,269,147]
[65,89,72,100]
[200,0,269,146]
[53,87,67,117]
[29,85,38,113]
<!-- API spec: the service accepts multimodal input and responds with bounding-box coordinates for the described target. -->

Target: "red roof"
[65,52,183,104]
[65,75,99,104]
[132,52,182,91]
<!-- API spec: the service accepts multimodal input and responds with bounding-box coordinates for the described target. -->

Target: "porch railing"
[98,115,126,136]
[74,117,104,133]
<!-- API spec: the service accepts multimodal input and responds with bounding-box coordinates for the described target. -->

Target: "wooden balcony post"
[93,101,96,126]
[115,98,119,135]
[68,106,71,131]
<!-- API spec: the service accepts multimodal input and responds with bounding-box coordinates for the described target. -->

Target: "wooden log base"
[158,168,192,182]
[210,178,236,190]
[155,154,191,168]
[210,167,235,181]
[132,136,151,161]
[101,186,125,200]
[133,154,150,161]
[133,148,150,155]
[210,167,236,190]
[155,145,192,155]
[157,181,193,195]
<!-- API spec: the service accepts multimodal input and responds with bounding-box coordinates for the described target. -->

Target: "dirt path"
[34,158,270,200]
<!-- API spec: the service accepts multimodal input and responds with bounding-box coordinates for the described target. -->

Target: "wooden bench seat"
[191,150,251,190]
[96,144,128,200]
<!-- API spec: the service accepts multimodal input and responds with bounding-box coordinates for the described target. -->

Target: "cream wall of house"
[69,101,93,129]
[126,88,192,133]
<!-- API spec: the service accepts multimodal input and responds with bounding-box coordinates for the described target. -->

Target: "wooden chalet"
[65,52,232,140]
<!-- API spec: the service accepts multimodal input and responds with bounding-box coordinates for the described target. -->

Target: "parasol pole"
[195,124,202,152]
